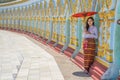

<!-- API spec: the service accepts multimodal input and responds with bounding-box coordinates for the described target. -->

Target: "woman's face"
[88,19,94,26]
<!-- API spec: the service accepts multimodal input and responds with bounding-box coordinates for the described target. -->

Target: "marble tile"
[0,30,92,80]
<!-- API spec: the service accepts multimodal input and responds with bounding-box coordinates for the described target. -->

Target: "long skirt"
[83,38,96,71]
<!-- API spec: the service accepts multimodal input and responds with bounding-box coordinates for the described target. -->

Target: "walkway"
[0,30,92,80]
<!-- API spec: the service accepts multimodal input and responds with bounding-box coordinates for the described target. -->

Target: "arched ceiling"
[0,0,16,3]
[0,0,28,7]
[0,0,53,10]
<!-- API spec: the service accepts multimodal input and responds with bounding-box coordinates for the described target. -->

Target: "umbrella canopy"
[72,11,97,18]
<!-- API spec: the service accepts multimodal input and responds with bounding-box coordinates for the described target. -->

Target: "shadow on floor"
[72,71,90,77]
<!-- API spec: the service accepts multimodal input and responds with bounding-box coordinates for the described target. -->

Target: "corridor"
[0,30,92,80]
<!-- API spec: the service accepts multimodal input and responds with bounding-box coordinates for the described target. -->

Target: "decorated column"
[102,0,120,79]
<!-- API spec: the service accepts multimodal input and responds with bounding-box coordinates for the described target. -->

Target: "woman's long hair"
[86,17,94,31]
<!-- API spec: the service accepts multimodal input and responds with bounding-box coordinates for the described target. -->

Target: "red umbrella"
[72,11,97,18]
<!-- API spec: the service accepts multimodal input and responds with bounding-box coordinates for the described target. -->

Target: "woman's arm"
[84,27,98,39]
[84,28,91,34]
[89,27,98,39]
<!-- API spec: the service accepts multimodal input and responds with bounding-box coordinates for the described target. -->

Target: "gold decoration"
[98,2,115,62]
[106,0,112,9]
[57,0,61,7]
[49,0,54,8]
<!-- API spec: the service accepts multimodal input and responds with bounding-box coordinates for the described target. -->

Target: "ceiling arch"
[0,0,16,3]
[0,0,28,7]
[0,0,55,10]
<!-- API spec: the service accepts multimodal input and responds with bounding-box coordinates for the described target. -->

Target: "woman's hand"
[85,31,91,34]
[84,28,91,34]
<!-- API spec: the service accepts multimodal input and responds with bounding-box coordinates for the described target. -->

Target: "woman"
[84,17,98,39]
[83,17,98,73]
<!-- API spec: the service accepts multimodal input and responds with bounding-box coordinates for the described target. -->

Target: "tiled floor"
[0,30,92,80]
